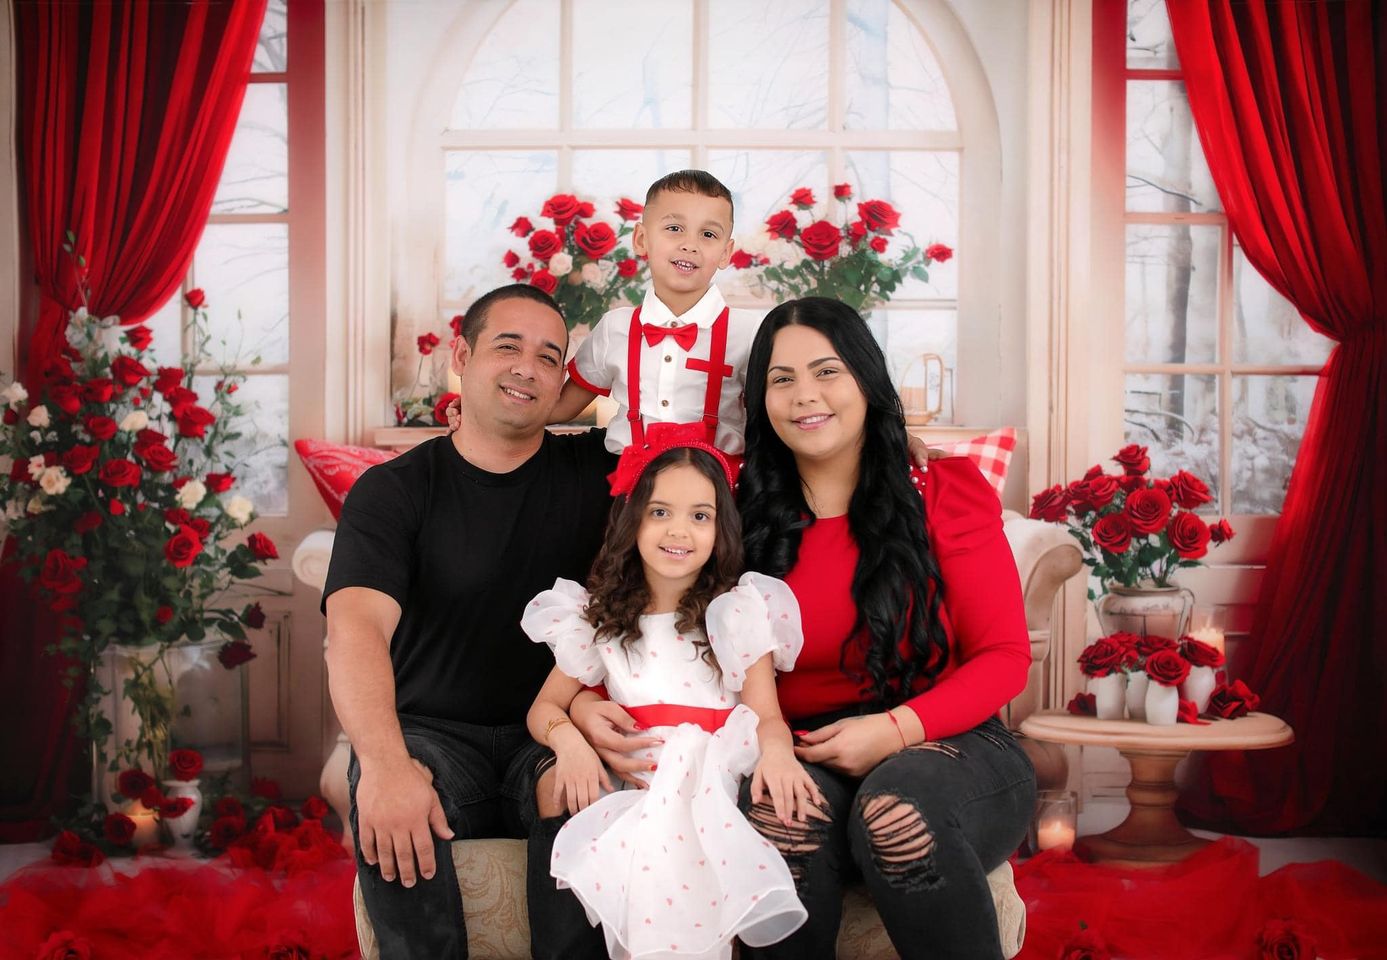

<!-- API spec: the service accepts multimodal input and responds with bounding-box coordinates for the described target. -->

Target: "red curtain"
[2,0,266,839]
[1168,1,1387,834]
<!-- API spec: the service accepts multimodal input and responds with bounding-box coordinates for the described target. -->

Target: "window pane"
[1126,81,1221,213]
[194,374,289,517]
[1127,0,1177,69]
[1232,374,1317,515]
[707,150,829,236]
[876,307,957,424]
[844,0,956,131]
[253,0,287,72]
[213,84,287,214]
[844,151,959,298]
[140,291,183,370]
[571,149,693,209]
[1125,223,1219,364]
[1124,373,1221,511]
[443,150,557,302]
[573,0,691,129]
[192,224,289,367]
[1233,247,1333,366]
[450,0,559,130]
[707,0,828,129]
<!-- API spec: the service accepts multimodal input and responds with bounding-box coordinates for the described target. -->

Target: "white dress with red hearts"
[522,572,807,960]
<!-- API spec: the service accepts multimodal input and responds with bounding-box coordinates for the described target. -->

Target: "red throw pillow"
[931,427,1016,500]
[293,439,399,520]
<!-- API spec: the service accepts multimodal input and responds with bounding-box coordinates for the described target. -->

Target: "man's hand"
[356,756,454,888]
[906,433,948,470]
[549,724,613,815]
[569,695,663,789]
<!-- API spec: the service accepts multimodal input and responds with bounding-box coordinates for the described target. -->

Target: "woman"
[732,297,1035,959]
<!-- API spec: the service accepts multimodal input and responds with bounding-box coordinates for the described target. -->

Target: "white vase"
[1089,673,1126,720]
[1125,670,1150,721]
[1181,665,1217,714]
[160,778,204,854]
[1095,585,1196,639]
[1145,682,1179,726]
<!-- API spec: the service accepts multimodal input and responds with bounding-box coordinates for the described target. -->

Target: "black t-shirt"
[322,432,616,724]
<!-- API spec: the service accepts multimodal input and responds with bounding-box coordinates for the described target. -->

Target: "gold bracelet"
[544,715,572,745]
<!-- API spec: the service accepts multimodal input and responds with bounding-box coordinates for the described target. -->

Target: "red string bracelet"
[886,709,908,750]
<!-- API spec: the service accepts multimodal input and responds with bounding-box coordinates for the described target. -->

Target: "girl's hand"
[444,396,462,434]
[793,714,901,778]
[751,742,826,825]
[550,726,612,816]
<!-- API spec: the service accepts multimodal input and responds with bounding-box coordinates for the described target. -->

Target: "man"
[323,284,618,959]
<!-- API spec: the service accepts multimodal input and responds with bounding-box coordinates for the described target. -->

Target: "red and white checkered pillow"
[931,427,1016,500]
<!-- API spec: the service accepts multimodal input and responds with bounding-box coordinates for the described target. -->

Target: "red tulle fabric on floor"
[1014,839,1387,960]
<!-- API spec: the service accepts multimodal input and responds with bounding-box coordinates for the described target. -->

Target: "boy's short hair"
[461,283,564,347]
[645,170,735,224]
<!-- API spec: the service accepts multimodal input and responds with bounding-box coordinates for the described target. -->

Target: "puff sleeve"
[521,579,606,686]
[704,572,803,692]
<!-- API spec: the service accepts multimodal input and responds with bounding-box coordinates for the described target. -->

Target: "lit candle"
[1036,819,1076,852]
[1189,626,1225,658]
[127,800,160,847]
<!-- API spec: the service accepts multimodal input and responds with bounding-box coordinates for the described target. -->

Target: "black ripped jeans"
[739,710,1035,960]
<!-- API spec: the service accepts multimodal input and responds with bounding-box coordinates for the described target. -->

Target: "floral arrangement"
[1070,631,1257,722]
[729,182,953,313]
[505,193,649,331]
[393,316,462,427]
[0,261,278,777]
[1029,444,1236,597]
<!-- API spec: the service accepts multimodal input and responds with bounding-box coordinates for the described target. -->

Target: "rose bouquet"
[729,182,953,313]
[0,266,278,777]
[502,193,650,332]
[1029,444,1235,597]
[393,316,462,427]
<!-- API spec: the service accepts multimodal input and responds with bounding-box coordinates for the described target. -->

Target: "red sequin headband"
[607,421,739,497]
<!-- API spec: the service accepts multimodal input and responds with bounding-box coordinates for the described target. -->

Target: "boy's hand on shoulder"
[444,397,462,434]
[906,432,947,470]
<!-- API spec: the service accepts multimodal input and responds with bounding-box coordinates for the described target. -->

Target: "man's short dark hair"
[645,170,735,224]
[461,284,565,347]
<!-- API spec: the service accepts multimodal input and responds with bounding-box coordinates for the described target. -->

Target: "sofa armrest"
[1002,517,1083,643]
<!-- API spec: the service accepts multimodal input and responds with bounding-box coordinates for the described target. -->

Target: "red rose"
[511,268,529,281]
[218,639,257,668]
[184,288,206,309]
[175,404,217,439]
[110,355,149,387]
[51,830,104,867]
[1133,635,1176,659]
[449,315,464,337]
[1145,648,1191,687]
[1066,692,1096,716]
[60,444,99,477]
[39,549,87,596]
[169,748,204,780]
[252,777,283,801]
[124,325,153,351]
[502,250,520,268]
[573,221,617,259]
[205,472,234,493]
[164,525,204,568]
[856,199,901,234]
[36,931,93,960]
[1078,638,1125,678]
[765,210,798,240]
[1028,484,1068,522]
[155,605,173,624]
[301,795,330,820]
[925,242,954,263]
[1081,475,1120,509]
[242,601,267,629]
[1168,510,1211,559]
[790,187,816,208]
[1179,636,1225,668]
[159,796,195,818]
[869,236,888,254]
[1258,918,1316,960]
[1112,443,1150,475]
[50,383,81,415]
[2,409,15,425]
[617,258,639,278]
[529,269,558,295]
[528,229,563,261]
[164,507,191,526]
[103,812,136,845]
[1059,926,1111,960]
[81,376,117,405]
[615,197,644,221]
[1177,697,1210,724]
[82,414,117,441]
[417,332,440,356]
[74,511,104,534]
[729,250,753,269]
[847,220,868,247]
[509,216,533,237]
[1166,469,1212,508]
[146,787,169,811]
[1092,513,1133,554]
[108,498,126,516]
[153,367,184,394]
[1124,486,1171,535]
[215,796,245,819]
[1209,518,1236,544]
[117,769,155,799]
[269,803,299,830]
[136,442,178,473]
[833,183,853,199]
[209,815,246,849]
[799,220,842,261]
[1208,679,1260,719]
[541,193,584,226]
[247,531,279,560]
[432,391,460,426]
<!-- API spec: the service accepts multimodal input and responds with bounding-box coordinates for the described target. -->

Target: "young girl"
[523,424,816,960]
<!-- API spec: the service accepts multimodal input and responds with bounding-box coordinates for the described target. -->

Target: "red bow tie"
[642,322,698,352]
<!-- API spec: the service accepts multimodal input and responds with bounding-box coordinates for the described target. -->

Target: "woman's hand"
[569,694,663,789]
[793,714,902,777]
[751,741,826,825]
[548,724,612,815]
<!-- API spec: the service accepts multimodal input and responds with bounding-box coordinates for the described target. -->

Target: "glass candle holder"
[1031,790,1078,853]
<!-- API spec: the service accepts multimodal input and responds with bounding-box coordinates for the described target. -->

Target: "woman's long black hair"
[737,297,950,705]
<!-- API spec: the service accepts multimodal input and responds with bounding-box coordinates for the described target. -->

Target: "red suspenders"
[624,306,732,448]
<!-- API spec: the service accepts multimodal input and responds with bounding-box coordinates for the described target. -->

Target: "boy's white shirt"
[568,284,765,455]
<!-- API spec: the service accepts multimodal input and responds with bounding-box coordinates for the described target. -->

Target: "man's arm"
[325,586,452,888]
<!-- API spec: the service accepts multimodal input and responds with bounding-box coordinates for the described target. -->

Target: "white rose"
[580,262,603,289]
[224,494,255,526]
[739,230,772,257]
[177,479,207,510]
[119,410,149,432]
[1,382,27,407]
[39,466,71,496]
[26,405,49,428]
[548,252,573,277]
